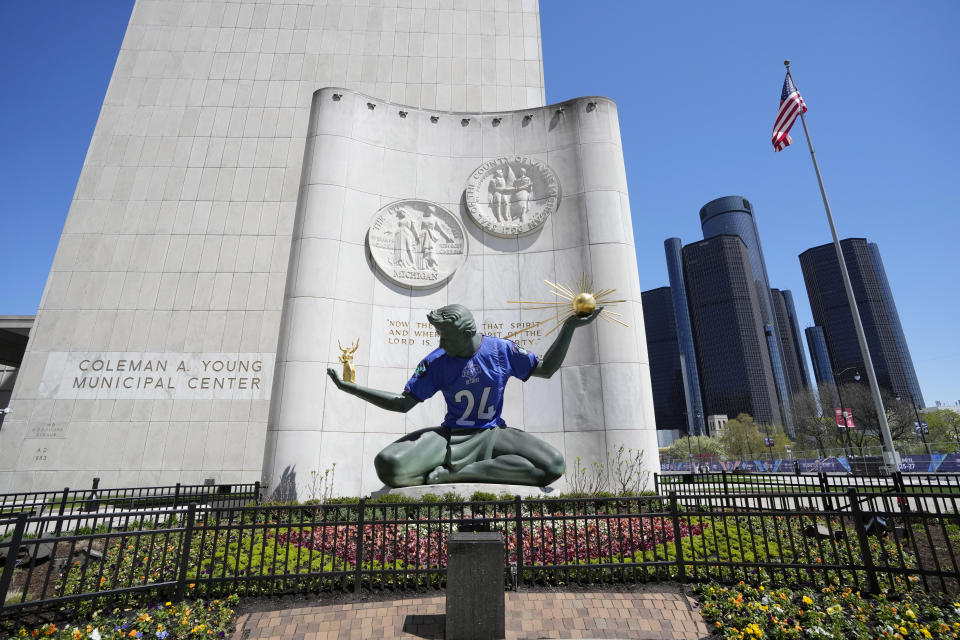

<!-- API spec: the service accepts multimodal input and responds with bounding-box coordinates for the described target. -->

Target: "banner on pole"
[843,408,855,428]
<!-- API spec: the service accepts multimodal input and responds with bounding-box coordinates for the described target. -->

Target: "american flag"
[772,72,807,151]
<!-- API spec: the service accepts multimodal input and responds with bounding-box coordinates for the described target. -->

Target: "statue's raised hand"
[327,367,347,390]
[563,306,605,329]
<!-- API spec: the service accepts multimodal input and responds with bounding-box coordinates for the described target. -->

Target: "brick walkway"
[231,589,711,639]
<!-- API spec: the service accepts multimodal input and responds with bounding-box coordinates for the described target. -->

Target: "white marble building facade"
[0,0,659,496]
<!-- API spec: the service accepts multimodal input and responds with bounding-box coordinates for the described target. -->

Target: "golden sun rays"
[503,273,629,341]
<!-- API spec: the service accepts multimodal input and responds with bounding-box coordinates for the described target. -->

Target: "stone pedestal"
[446,531,505,640]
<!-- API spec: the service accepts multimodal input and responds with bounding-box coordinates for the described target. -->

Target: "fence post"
[669,491,685,581]
[819,472,832,511]
[174,504,197,601]
[889,471,911,513]
[254,481,261,505]
[847,488,880,594]
[0,511,30,608]
[794,460,801,476]
[721,470,730,509]
[174,483,181,508]
[513,495,524,588]
[53,487,70,536]
[82,477,101,513]
[653,473,659,495]
[353,498,366,594]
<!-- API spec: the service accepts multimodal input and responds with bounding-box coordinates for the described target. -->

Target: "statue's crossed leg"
[374,426,565,488]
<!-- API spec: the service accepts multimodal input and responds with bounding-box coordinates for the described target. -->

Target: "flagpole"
[784,59,901,471]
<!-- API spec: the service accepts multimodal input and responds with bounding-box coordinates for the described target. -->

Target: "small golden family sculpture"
[337,339,359,383]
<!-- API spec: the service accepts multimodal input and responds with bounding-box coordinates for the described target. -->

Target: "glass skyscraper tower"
[682,236,783,427]
[800,238,924,406]
[699,197,794,435]
[664,238,706,435]
[641,287,688,434]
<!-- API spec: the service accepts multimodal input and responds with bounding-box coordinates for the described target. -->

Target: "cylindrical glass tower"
[664,237,706,435]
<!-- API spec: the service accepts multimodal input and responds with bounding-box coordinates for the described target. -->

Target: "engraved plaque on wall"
[464,156,561,237]
[367,200,468,289]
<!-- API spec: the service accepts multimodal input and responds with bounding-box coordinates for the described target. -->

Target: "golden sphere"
[572,292,597,317]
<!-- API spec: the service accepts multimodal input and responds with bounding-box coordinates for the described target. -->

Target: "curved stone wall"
[262,88,656,498]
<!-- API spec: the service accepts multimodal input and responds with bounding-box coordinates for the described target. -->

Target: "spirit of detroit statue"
[326,304,601,487]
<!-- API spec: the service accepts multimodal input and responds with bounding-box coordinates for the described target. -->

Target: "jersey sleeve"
[403,358,438,401]
[505,340,539,381]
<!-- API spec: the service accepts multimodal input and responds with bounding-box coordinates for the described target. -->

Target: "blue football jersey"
[404,336,539,428]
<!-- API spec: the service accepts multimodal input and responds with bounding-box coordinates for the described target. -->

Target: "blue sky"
[1,1,957,406]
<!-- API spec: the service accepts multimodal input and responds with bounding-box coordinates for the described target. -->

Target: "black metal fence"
[655,470,960,497]
[3,486,960,625]
[0,480,261,538]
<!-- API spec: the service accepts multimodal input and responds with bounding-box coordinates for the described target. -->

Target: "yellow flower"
[921,629,932,638]
[900,627,908,635]
[904,609,916,620]
[802,596,814,606]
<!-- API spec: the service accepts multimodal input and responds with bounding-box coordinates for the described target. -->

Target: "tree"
[921,408,960,453]
[823,383,934,455]
[718,414,790,459]
[791,383,846,457]
[664,435,725,463]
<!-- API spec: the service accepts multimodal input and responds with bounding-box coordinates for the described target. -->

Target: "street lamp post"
[763,425,775,465]
[834,368,861,458]
[899,395,930,456]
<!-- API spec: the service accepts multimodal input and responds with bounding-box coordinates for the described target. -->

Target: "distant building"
[641,287,687,436]
[699,197,794,434]
[707,414,729,437]
[781,290,813,389]
[799,238,923,404]
[804,326,835,388]
[770,289,806,401]
[868,243,924,406]
[683,235,782,426]
[664,238,706,435]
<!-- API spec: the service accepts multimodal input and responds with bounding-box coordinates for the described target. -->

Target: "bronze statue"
[327,303,601,487]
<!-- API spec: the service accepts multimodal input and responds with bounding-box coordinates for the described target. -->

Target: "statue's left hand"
[564,306,604,329]
[327,367,346,390]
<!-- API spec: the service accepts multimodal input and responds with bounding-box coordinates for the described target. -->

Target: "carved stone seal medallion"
[367,200,468,289]
[464,156,561,237]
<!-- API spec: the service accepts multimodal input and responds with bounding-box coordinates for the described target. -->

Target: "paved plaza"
[230,588,710,640]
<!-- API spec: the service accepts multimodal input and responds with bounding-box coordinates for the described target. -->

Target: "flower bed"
[13,595,238,640]
[696,582,960,639]
[272,514,706,568]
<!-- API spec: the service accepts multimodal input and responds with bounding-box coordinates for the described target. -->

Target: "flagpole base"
[882,449,902,474]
